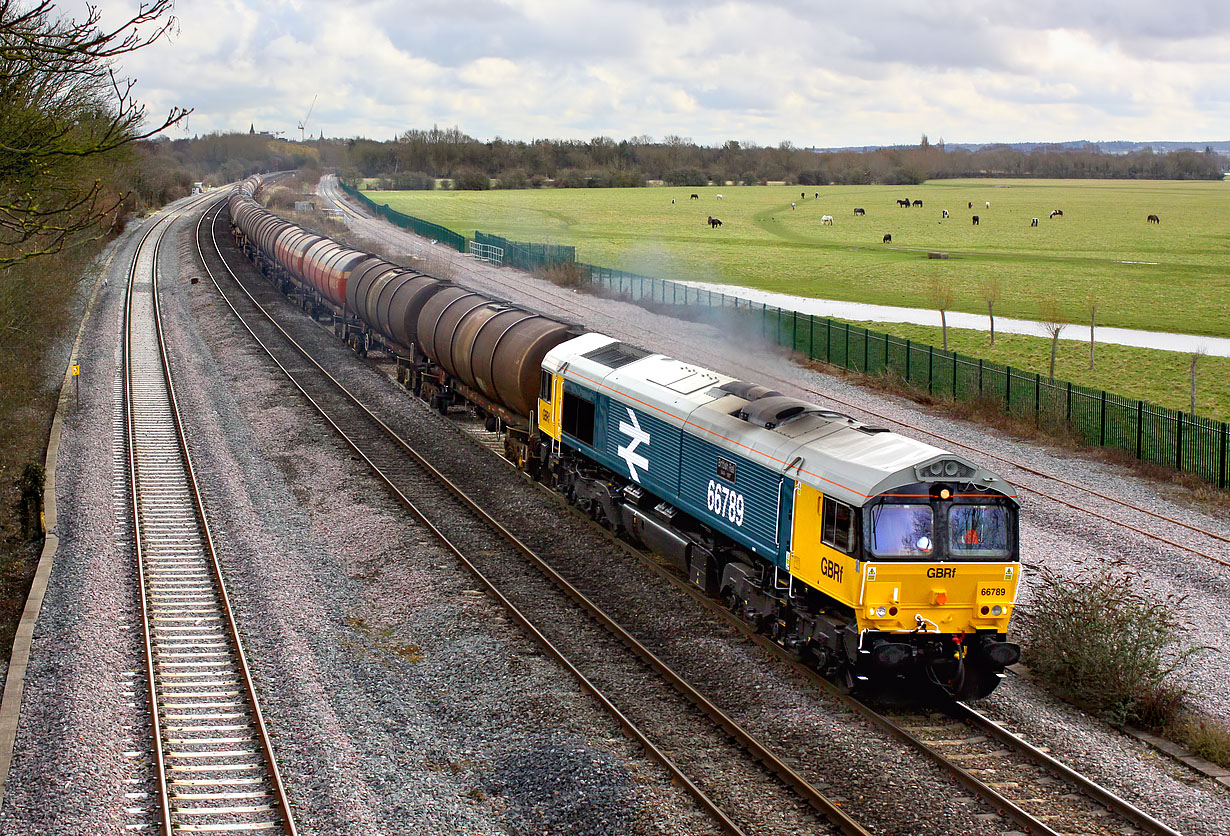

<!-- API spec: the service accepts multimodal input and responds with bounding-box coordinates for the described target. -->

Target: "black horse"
[708,216,723,228]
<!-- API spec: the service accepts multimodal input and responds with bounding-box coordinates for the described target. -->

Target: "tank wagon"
[227,178,1022,700]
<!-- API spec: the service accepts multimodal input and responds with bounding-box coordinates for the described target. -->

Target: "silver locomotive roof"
[543,335,1015,506]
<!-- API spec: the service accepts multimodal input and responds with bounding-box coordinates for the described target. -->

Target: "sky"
[104,0,1230,147]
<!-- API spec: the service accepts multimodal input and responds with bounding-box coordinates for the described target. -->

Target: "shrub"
[452,167,490,190]
[663,168,708,187]
[534,262,589,288]
[1021,569,1200,727]
[495,169,529,189]
[380,171,434,190]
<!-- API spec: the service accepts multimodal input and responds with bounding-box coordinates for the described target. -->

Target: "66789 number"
[706,480,746,526]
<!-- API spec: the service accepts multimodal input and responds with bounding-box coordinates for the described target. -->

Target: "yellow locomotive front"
[789,462,1021,700]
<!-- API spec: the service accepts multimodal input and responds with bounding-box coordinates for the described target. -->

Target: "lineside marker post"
[72,363,80,408]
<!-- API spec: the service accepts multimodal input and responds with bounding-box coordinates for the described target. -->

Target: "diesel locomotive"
[227,176,1022,700]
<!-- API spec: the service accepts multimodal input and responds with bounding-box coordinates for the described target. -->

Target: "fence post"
[1034,373,1041,425]
[1066,382,1072,421]
[1099,390,1107,446]
[1220,422,1227,489]
[809,316,814,358]
[885,331,890,369]
[927,344,934,395]
[793,310,798,350]
[978,358,984,394]
[844,322,850,369]
[1005,366,1012,411]
[864,328,870,374]
[673,282,677,305]
[905,338,911,383]
[1175,412,1183,470]
[1136,401,1144,460]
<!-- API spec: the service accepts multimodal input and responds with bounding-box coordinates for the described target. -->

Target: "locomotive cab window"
[820,497,856,554]
[948,504,1011,558]
[539,370,553,402]
[869,504,934,557]
[561,391,595,445]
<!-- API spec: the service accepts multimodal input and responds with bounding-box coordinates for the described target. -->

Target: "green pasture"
[373,179,1230,339]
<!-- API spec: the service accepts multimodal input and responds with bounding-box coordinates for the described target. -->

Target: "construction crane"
[297,94,317,142]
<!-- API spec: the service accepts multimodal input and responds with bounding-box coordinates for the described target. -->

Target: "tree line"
[341,128,1225,190]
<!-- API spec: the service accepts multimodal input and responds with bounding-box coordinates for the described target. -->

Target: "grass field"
[373,179,1230,339]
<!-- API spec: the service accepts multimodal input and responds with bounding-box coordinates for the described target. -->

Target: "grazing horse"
[708,216,723,228]
[941,209,949,219]
[985,201,990,208]
[815,192,819,199]
[897,198,910,207]
[1031,218,1039,227]
[716,194,724,200]
[1050,209,1063,218]
[912,199,923,207]
[853,207,866,216]
[821,215,834,225]
[972,215,980,225]
[882,233,892,243]
[690,193,699,200]
[791,203,796,210]
[1147,214,1160,224]
[968,201,973,209]
[801,192,806,199]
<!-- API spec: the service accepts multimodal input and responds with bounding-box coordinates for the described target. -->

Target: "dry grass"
[1168,714,1230,769]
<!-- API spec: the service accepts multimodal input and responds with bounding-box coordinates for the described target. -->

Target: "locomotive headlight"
[991,605,1004,616]
[875,606,887,618]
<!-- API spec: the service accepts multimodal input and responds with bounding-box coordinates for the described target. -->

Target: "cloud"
[98,0,1230,146]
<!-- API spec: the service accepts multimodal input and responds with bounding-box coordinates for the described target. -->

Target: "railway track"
[317,177,1227,567]
[198,200,873,836]
[125,200,297,835]
[258,192,1197,836]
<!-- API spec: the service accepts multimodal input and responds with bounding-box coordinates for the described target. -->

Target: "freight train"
[226,175,1022,700]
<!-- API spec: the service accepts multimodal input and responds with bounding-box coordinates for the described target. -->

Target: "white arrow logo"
[617,407,650,483]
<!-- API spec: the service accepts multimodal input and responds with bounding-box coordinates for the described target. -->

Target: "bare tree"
[979,276,1002,345]
[1038,299,1067,379]
[1189,347,1207,415]
[0,0,191,268]
[1086,292,1099,370]
[927,274,955,351]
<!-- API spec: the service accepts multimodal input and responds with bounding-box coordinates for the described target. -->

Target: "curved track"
[125,200,297,836]
[198,200,874,836]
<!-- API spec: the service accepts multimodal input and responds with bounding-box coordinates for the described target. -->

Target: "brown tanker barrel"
[489,316,574,416]
[385,274,445,349]
[416,287,491,368]
[369,267,413,338]
[346,257,386,313]
[450,303,513,392]
[466,309,536,403]
[350,259,393,324]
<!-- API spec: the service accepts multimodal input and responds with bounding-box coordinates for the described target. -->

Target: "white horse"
[821,215,834,225]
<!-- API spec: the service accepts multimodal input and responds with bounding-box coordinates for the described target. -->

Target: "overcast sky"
[108,0,1230,147]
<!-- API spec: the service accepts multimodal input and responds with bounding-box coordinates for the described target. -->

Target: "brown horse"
[1147,214,1160,224]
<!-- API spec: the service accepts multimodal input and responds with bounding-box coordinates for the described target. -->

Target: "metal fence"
[339,181,467,252]
[473,231,575,273]
[580,264,1229,491]
[331,184,1228,490]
